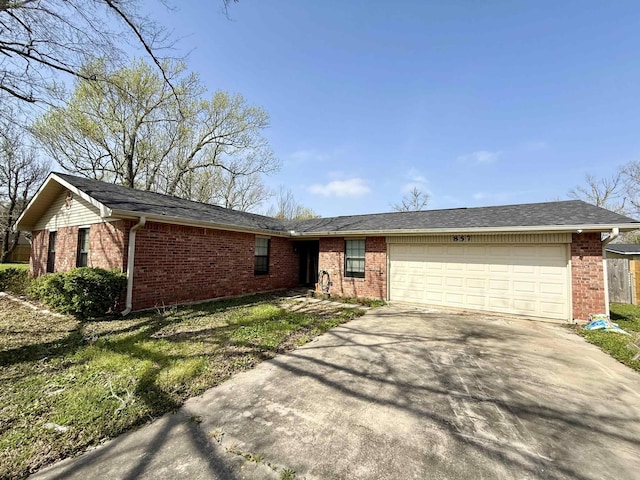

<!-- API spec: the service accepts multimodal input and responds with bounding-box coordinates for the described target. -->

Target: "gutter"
[603,227,620,247]
[601,228,620,316]
[107,208,639,239]
[109,209,290,238]
[121,216,146,316]
[290,223,640,238]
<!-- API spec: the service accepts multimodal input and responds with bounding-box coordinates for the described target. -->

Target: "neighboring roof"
[605,244,640,255]
[16,172,640,236]
[290,200,640,235]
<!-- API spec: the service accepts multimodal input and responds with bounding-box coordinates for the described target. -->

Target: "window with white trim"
[345,239,365,278]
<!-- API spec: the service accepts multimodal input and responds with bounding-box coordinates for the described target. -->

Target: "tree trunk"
[0,202,16,263]
[1,224,12,263]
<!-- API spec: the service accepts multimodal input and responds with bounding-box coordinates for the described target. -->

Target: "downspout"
[602,227,619,317]
[121,216,146,316]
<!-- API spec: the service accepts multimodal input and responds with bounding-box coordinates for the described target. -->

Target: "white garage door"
[389,243,570,320]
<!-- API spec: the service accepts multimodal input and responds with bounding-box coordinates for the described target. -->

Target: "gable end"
[33,189,109,230]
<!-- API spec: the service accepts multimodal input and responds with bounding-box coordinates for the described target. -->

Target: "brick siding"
[30,229,48,277]
[131,222,299,310]
[571,232,605,321]
[29,221,608,321]
[318,237,387,299]
[30,221,129,276]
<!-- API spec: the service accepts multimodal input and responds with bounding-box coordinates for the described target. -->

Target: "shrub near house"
[0,267,30,294]
[28,268,126,319]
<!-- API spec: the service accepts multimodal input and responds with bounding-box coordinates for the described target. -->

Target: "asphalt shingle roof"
[290,200,639,233]
[55,173,639,234]
[605,244,640,255]
[55,173,287,232]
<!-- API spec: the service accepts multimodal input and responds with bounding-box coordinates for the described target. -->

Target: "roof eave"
[16,174,113,231]
[110,209,291,238]
[52,173,113,218]
[292,223,640,237]
[605,248,640,255]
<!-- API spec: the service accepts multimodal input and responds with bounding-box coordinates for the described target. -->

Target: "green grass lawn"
[0,263,29,271]
[0,294,365,480]
[577,303,640,373]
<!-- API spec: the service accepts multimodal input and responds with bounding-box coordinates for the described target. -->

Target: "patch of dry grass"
[0,294,364,479]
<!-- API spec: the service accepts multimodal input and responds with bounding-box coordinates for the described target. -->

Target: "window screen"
[254,237,270,275]
[345,239,365,278]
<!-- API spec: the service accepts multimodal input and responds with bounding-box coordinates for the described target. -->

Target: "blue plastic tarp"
[584,317,632,336]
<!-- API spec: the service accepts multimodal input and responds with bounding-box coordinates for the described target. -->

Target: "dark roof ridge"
[48,172,639,234]
[292,199,589,226]
[53,171,287,226]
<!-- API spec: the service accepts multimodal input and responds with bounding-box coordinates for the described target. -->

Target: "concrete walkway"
[31,306,640,480]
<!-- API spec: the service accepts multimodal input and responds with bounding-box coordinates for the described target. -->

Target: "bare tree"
[266,186,319,220]
[33,59,198,189]
[0,0,239,122]
[0,117,49,263]
[619,162,640,218]
[0,0,173,107]
[177,168,272,212]
[157,90,278,197]
[33,59,278,206]
[392,187,430,212]
[568,172,626,213]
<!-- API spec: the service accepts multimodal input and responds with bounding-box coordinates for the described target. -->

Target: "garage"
[388,237,571,320]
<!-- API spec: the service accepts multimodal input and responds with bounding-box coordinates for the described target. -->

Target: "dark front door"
[296,241,319,287]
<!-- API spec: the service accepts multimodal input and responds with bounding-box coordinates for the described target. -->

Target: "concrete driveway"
[32,305,640,480]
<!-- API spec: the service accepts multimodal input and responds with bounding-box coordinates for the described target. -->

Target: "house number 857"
[453,235,472,242]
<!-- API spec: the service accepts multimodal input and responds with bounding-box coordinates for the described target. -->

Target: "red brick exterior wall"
[30,221,129,276]
[28,220,607,320]
[571,232,605,321]
[30,229,48,277]
[131,222,299,310]
[318,237,387,299]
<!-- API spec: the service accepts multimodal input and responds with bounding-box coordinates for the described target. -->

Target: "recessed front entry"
[296,240,319,287]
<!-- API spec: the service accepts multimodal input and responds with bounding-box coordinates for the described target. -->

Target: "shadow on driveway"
[32,306,640,480]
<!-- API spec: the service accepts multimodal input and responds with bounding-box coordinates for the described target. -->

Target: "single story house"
[16,172,640,321]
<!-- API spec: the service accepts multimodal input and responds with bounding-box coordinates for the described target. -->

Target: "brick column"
[571,232,605,321]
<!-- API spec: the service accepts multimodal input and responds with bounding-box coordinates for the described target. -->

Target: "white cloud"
[406,167,427,184]
[288,147,348,165]
[458,150,501,164]
[473,192,489,201]
[288,149,327,163]
[402,182,422,193]
[401,167,430,193]
[309,178,371,197]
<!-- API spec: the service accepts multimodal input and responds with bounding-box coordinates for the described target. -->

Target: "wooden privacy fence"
[9,245,30,263]
[607,258,639,304]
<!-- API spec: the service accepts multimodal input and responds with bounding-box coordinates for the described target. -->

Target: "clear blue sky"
[143,0,640,217]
